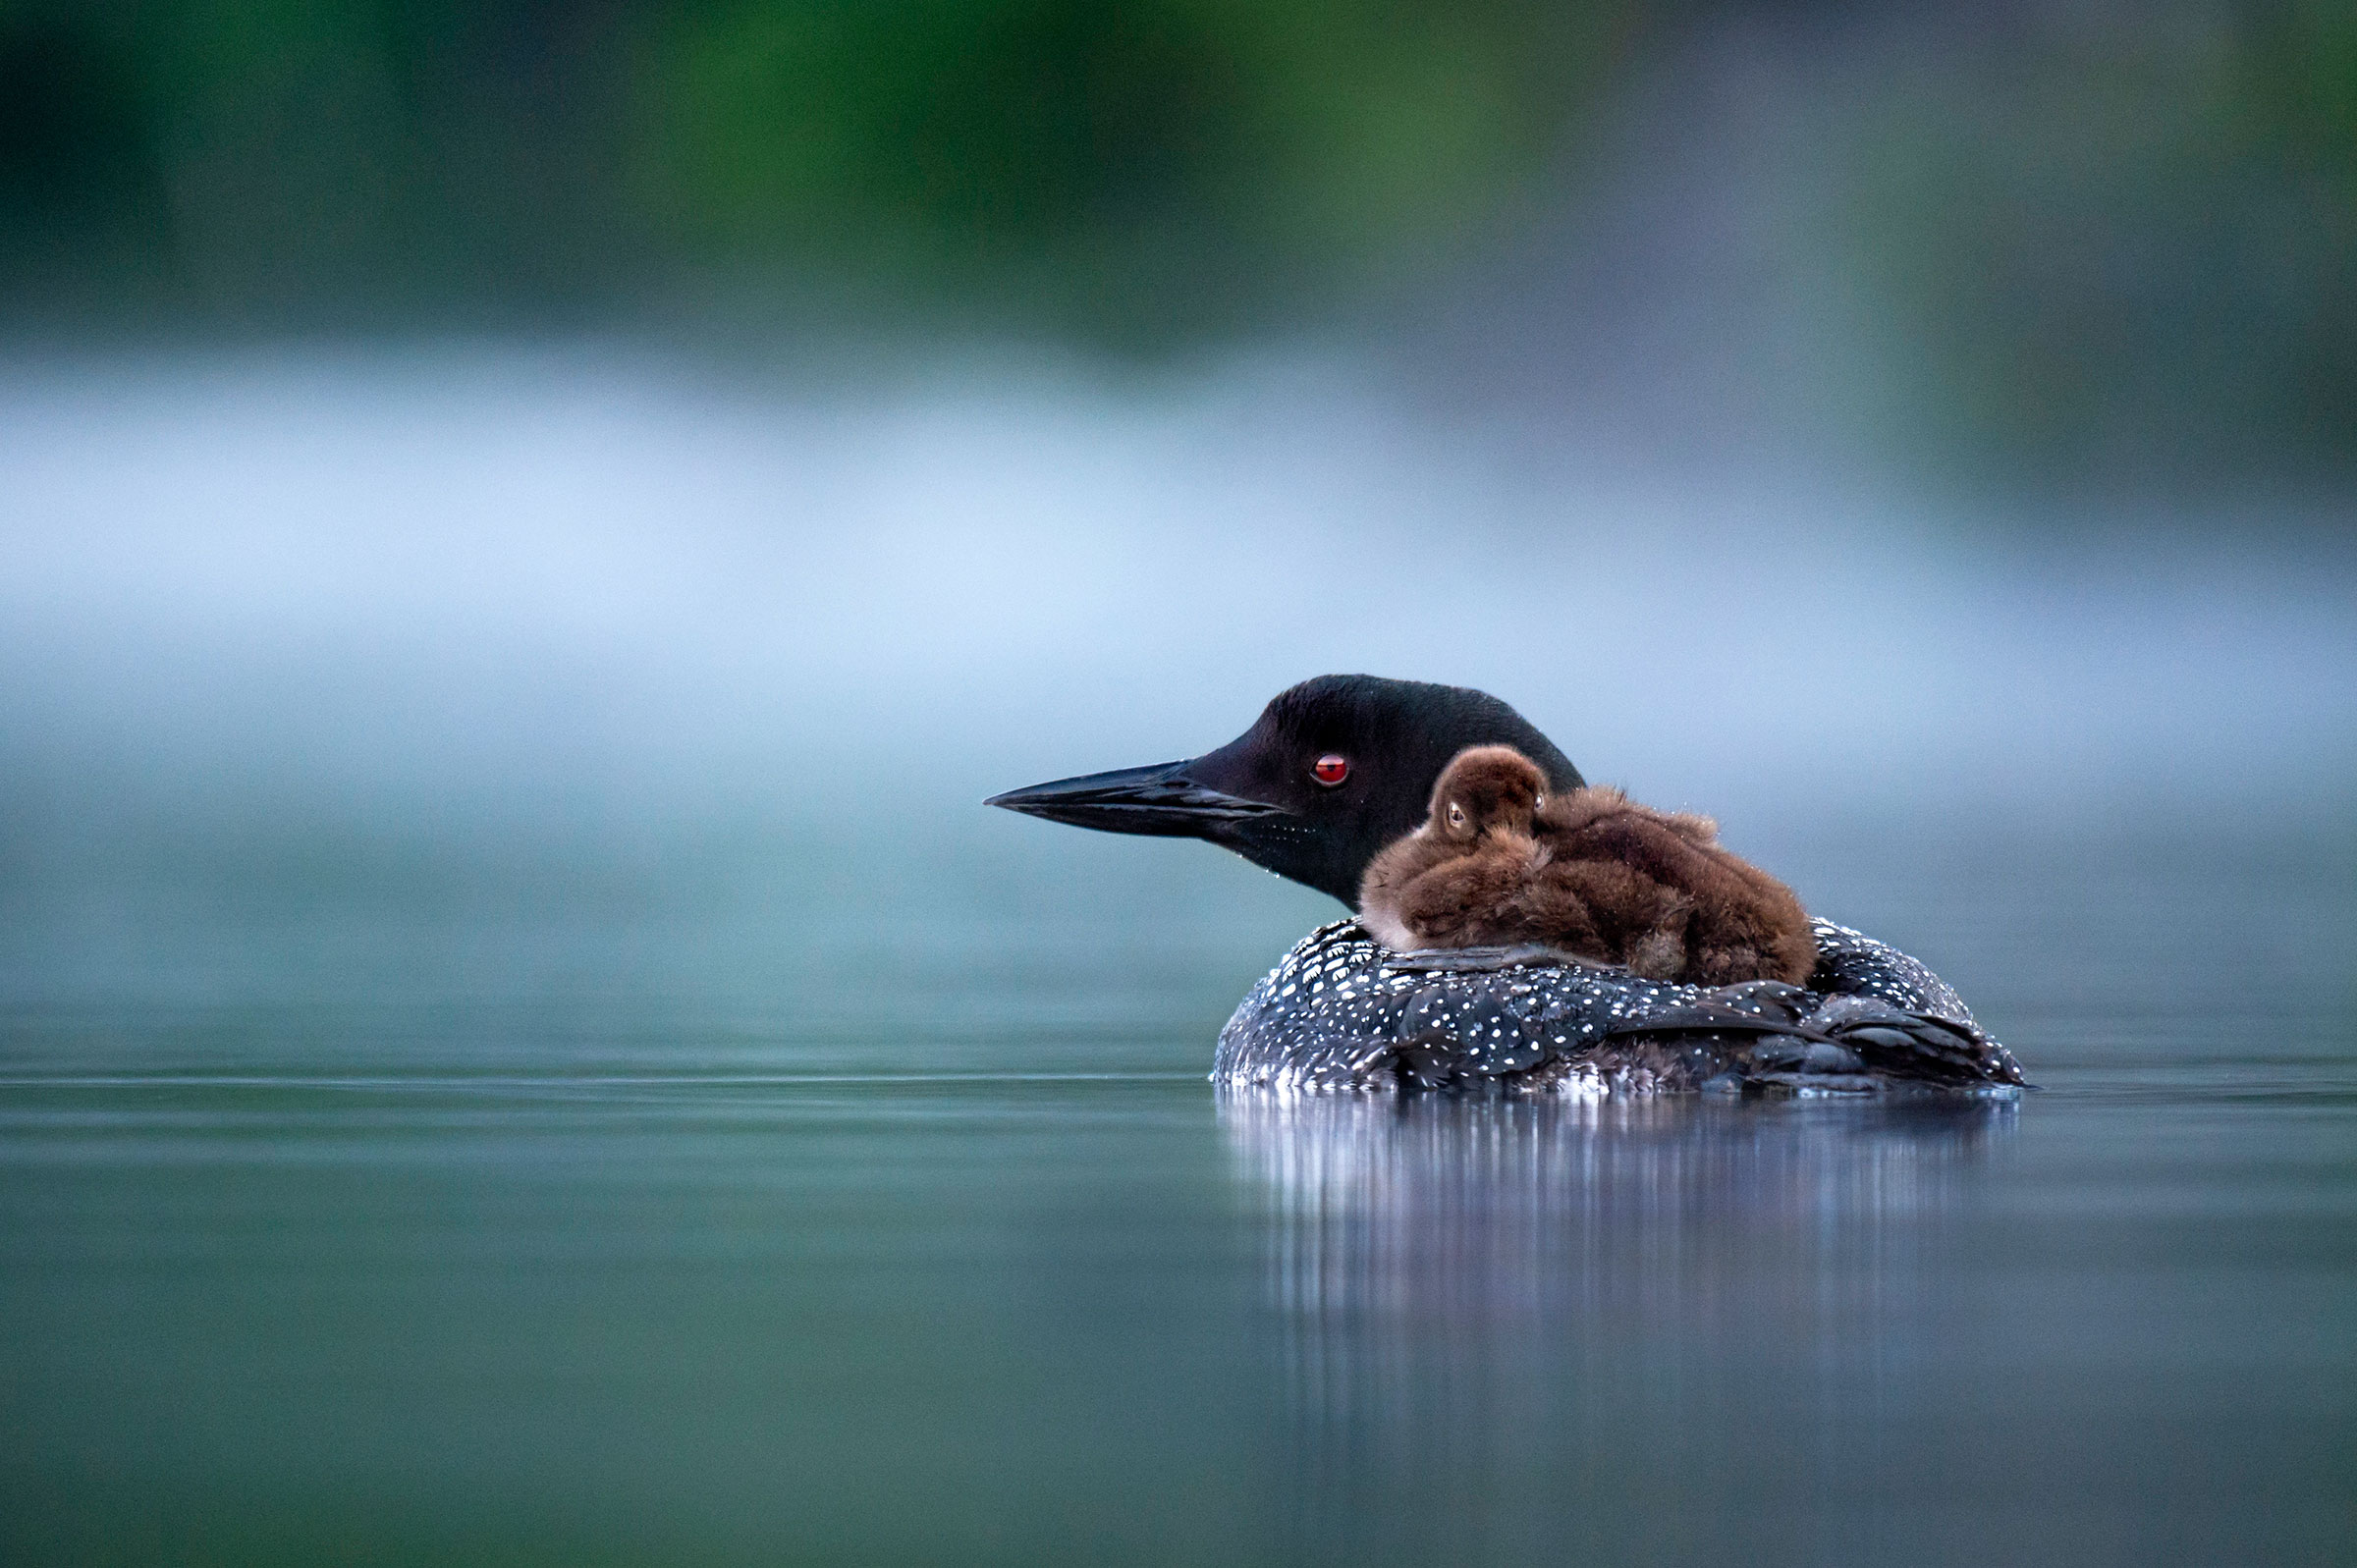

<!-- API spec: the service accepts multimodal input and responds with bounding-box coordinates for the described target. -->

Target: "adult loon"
[987,675,2024,1096]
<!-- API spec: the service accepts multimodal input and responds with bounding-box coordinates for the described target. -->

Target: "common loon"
[1358,745,1816,986]
[987,675,2024,1096]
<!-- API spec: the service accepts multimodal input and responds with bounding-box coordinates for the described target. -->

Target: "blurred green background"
[0,0,1624,330]
[4,0,2352,482]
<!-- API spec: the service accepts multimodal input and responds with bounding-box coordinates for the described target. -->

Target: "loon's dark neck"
[985,675,1583,905]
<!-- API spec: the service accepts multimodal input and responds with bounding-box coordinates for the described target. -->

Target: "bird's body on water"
[987,675,2023,1095]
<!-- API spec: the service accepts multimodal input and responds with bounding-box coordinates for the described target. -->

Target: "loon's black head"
[985,675,1585,906]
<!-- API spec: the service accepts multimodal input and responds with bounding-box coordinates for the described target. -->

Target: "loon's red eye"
[1311,754,1349,786]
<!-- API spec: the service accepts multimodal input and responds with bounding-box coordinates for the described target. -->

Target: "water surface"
[5,817,2352,1568]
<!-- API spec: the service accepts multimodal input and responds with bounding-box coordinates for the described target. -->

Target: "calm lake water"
[3,810,2352,1568]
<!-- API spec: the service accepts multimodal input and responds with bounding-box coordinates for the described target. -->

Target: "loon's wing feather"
[1213,920,2024,1094]
[1382,944,1626,975]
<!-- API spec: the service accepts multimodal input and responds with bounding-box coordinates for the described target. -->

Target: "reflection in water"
[1220,1092,2014,1560]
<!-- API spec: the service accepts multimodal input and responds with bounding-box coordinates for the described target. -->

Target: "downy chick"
[1357,745,1816,986]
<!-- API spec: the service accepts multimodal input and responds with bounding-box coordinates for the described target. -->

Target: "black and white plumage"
[1215,917,2023,1095]
[990,675,2026,1097]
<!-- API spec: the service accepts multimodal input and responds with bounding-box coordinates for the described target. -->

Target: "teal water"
[4,815,2354,1566]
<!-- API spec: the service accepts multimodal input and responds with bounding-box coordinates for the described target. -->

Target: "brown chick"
[1356,745,1817,986]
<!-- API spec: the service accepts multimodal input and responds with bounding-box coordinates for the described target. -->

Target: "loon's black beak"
[985,761,1290,838]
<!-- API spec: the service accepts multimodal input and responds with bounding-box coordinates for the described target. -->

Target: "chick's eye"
[1311,754,1349,786]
